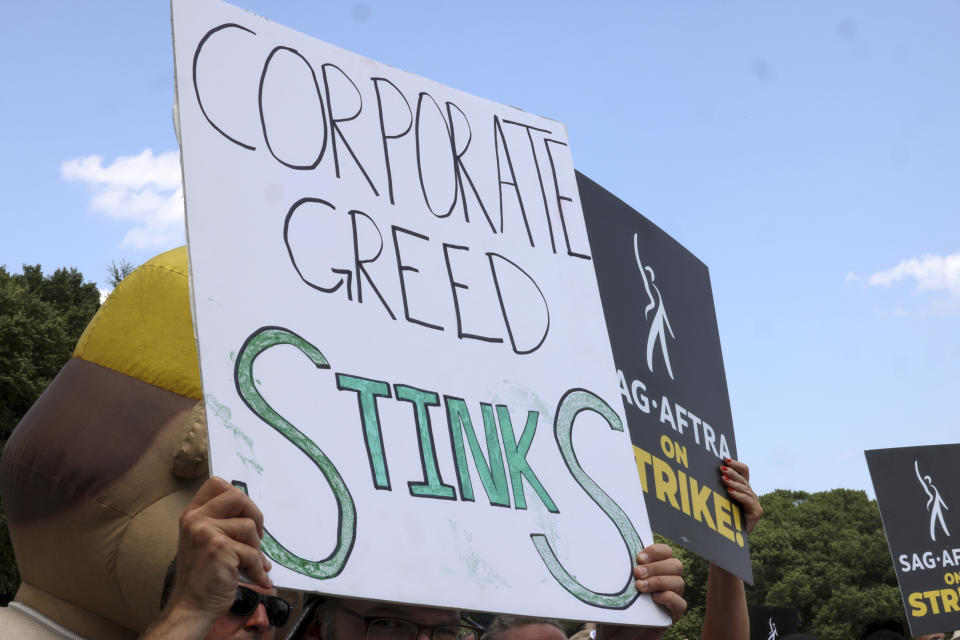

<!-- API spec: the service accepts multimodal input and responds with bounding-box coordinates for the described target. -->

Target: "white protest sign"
[172,0,667,625]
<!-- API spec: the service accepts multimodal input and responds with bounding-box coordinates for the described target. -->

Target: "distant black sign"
[578,172,751,582]
[749,605,799,640]
[865,444,960,637]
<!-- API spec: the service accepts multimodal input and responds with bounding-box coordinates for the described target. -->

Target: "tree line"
[662,488,904,640]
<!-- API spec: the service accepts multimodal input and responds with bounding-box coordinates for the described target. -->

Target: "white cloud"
[845,271,859,283]
[867,252,960,297]
[61,149,184,250]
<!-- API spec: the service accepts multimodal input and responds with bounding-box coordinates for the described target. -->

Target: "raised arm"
[702,458,762,640]
[915,460,934,502]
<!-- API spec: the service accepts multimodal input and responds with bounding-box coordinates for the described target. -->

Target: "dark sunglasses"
[229,585,292,628]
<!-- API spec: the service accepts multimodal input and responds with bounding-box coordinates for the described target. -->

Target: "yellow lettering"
[631,449,742,540]
[658,435,688,468]
[731,502,744,547]
[674,442,688,468]
[690,477,716,531]
[942,587,960,613]
[633,446,652,493]
[652,456,680,510]
[909,591,927,617]
[659,434,674,459]
[713,492,735,542]
[923,590,942,615]
[678,470,691,516]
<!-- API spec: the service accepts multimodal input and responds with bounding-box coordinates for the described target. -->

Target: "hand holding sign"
[721,459,762,535]
[594,544,687,640]
[145,477,272,639]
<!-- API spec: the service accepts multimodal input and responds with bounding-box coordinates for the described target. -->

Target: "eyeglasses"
[229,585,292,628]
[331,603,483,640]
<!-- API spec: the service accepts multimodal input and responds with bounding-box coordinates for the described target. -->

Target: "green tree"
[660,534,710,640]
[750,489,903,639]
[0,264,100,604]
[106,258,137,289]
[663,489,904,640]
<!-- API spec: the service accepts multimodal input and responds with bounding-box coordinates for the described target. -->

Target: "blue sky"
[2,1,957,498]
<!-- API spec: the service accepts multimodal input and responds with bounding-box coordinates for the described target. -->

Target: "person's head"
[205,582,290,640]
[481,614,567,640]
[859,617,907,640]
[160,559,291,640]
[305,597,482,640]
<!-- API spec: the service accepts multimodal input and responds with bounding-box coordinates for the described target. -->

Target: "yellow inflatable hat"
[0,246,209,639]
[74,246,201,400]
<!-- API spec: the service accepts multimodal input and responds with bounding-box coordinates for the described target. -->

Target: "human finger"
[635,543,675,565]
[634,557,683,582]
[634,544,684,596]
[197,485,265,538]
[723,458,750,482]
[651,590,687,623]
[635,573,684,598]
[725,484,759,507]
[720,466,747,486]
[722,479,762,533]
[719,462,759,506]
[235,540,272,590]
[186,476,233,513]
[721,473,756,499]
[215,517,264,552]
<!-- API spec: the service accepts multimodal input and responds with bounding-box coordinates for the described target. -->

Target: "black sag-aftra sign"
[578,172,752,583]
[865,444,960,637]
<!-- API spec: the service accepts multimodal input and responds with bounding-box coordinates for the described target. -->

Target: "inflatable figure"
[0,247,209,639]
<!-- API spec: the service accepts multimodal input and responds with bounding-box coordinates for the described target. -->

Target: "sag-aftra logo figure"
[915,459,950,542]
[767,617,779,640]
[633,233,676,380]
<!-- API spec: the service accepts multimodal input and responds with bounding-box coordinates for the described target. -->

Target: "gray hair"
[481,614,565,640]
[311,598,337,639]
